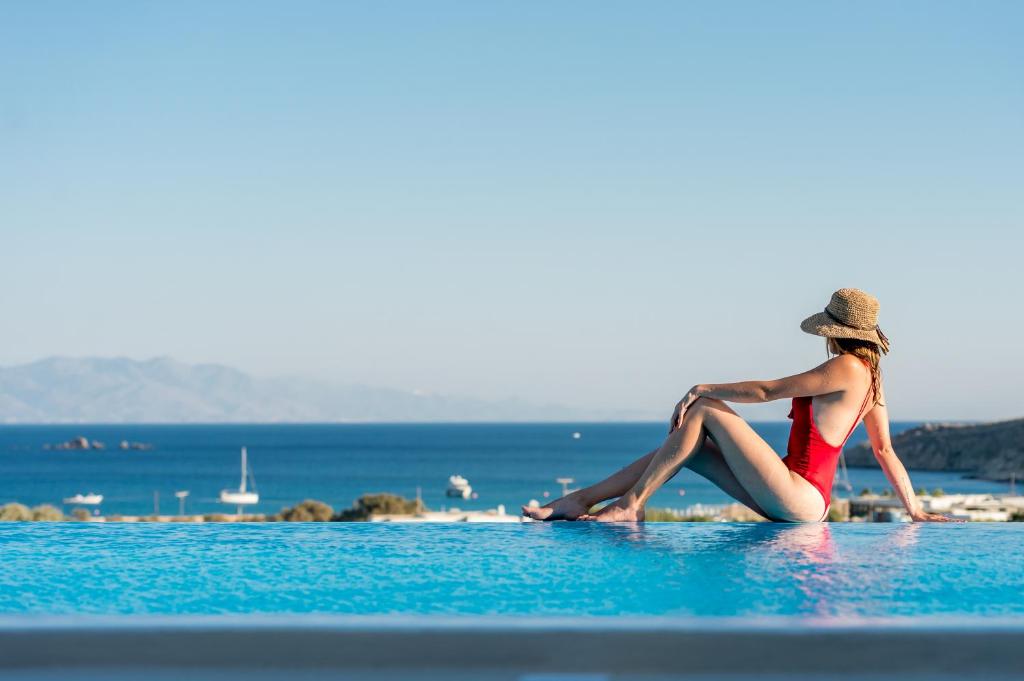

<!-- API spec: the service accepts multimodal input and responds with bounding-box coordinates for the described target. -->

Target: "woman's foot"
[521,493,590,521]
[579,497,645,522]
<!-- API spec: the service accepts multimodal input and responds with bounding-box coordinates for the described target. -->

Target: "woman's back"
[783,355,873,506]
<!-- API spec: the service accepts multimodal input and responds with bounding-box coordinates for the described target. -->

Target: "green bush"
[827,506,849,522]
[644,508,717,522]
[644,508,681,521]
[932,488,945,497]
[858,488,873,496]
[31,504,64,521]
[334,493,424,521]
[0,503,32,521]
[277,499,334,522]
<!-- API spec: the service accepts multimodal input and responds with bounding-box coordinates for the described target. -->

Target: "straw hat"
[800,288,890,354]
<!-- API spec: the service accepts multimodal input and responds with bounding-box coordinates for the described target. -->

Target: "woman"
[523,288,953,523]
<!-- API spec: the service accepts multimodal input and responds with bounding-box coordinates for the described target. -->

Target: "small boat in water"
[63,493,103,505]
[220,447,259,508]
[446,474,473,499]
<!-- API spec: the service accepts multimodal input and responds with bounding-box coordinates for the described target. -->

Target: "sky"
[1,2,1022,420]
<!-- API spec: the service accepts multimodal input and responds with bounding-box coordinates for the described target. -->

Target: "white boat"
[63,493,103,505]
[220,447,259,507]
[445,474,473,499]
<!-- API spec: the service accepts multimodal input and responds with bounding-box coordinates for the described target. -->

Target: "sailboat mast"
[240,447,247,493]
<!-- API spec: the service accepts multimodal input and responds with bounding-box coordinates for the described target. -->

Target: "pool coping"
[1,615,1022,676]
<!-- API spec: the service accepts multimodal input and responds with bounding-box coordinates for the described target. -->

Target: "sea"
[0,423,1009,517]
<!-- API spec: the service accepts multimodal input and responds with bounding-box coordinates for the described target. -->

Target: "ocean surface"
[0,423,1008,517]
[2,522,1023,617]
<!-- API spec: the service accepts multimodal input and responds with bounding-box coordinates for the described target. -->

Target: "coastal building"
[370,505,522,523]
[849,493,1024,522]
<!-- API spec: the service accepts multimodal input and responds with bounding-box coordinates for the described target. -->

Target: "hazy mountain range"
[0,357,635,424]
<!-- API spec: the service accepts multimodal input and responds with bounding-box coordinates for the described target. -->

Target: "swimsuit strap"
[841,383,873,444]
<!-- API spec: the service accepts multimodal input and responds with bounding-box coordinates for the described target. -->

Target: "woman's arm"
[701,355,863,403]
[863,389,957,522]
[669,355,863,431]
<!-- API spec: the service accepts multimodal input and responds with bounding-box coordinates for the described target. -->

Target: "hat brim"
[800,312,883,345]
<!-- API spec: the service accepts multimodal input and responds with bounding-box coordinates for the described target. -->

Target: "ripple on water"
[1,522,1022,618]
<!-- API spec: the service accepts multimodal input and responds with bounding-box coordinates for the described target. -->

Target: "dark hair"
[827,336,883,406]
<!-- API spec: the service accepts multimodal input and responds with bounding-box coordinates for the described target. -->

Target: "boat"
[220,447,259,508]
[833,452,853,493]
[63,493,103,505]
[445,474,473,499]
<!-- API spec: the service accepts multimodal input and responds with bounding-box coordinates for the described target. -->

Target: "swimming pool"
[2,522,1022,618]
[2,522,1023,679]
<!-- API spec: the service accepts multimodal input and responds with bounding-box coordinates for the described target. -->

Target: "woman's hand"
[669,385,702,433]
[910,510,963,523]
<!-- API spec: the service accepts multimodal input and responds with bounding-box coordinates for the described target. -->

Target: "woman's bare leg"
[523,440,769,520]
[522,450,657,520]
[582,398,825,522]
[685,440,770,519]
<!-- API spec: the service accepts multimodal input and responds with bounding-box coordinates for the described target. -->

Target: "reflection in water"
[759,524,839,616]
[2,521,1020,618]
[542,521,927,618]
[560,520,833,555]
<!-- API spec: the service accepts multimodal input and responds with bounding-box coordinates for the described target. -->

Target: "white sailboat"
[63,492,103,505]
[220,446,259,511]
[445,474,473,499]
[833,451,853,494]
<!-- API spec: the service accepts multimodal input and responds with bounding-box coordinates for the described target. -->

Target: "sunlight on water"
[1,523,1022,618]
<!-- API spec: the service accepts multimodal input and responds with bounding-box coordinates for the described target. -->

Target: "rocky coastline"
[845,418,1024,481]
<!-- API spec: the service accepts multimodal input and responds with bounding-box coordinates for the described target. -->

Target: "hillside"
[0,357,601,423]
[845,418,1024,481]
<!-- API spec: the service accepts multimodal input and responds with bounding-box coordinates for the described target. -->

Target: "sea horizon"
[2,421,1009,519]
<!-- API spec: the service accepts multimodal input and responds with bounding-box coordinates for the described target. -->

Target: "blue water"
[0,424,1007,516]
[2,523,1022,618]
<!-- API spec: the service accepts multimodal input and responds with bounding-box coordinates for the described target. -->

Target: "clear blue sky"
[2,2,1021,420]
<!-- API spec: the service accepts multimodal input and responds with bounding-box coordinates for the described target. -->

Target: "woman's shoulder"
[826,352,870,373]
[824,354,873,392]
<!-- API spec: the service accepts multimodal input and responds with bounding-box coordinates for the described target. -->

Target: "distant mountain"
[0,357,613,423]
[845,418,1024,482]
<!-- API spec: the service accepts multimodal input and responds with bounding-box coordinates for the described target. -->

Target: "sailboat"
[833,451,853,494]
[220,446,259,509]
[63,492,103,505]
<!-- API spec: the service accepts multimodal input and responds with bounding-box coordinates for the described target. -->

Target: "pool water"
[1,522,1022,619]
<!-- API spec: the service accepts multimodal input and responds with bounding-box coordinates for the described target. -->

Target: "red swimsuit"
[783,387,871,510]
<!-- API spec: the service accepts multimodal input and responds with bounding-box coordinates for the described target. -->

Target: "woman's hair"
[827,337,884,406]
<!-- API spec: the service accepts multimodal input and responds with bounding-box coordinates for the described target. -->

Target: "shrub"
[858,488,873,497]
[334,493,424,521]
[644,508,680,521]
[277,499,334,522]
[827,506,849,522]
[0,503,32,521]
[71,508,91,521]
[644,508,719,522]
[932,488,945,497]
[31,504,64,521]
